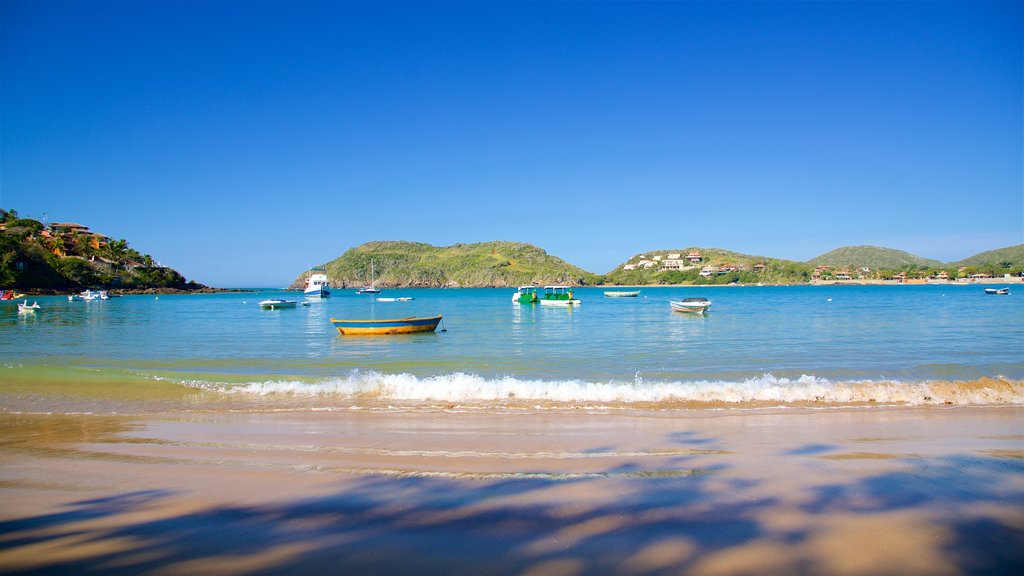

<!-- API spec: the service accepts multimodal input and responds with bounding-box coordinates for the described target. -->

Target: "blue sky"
[2,1,1021,287]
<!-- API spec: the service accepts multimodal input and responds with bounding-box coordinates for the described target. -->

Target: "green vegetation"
[952,244,1024,268]
[0,208,205,292]
[293,241,600,288]
[808,245,943,269]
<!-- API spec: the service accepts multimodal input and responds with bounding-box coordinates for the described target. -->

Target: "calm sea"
[2,285,1022,411]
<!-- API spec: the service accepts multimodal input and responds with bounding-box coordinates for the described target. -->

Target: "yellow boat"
[329,315,442,335]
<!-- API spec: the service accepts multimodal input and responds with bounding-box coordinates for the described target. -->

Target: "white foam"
[178,372,1024,406]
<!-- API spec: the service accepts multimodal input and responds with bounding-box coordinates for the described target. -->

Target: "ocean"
[3,284,1022,412]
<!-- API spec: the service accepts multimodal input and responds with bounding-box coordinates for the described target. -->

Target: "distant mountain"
[954,244,1024,268]
[293,241,599,288]
[808,245,943,269]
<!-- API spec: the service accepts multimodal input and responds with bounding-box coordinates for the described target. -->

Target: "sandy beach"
[2,406,1021,575]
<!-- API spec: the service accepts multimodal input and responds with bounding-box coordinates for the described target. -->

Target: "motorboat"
[539,286,582,307]
[670,297,712,314]
[604,290,640,298]
[330,315,442,335]
[376,297,414,302]
[303,268,331,298]
[984,288,1010,295]
[512,286,538,304]
[259,299,297,309]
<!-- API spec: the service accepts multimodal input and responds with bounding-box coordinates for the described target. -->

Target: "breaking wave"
[177,371,1024,407]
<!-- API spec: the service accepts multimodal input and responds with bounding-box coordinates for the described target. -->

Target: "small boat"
[17,300,40,313]
[984,288,1010,295]
[670,297,712,314]
[512,286,539,304]
[303,268,331,298]
[357,260,381,294]
[604,290,640,298]
[81,289,108,301]
[259,299,297,309]
[376,297,414,302]
[539,286,582,307]
[329,315,442,335]
[67,294,83,302]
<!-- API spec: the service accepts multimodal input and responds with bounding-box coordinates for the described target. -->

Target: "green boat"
[512,285,539,304]
[539,286,582,307]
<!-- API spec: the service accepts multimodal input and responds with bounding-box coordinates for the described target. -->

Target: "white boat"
[67,294,83,301]
[984,288,1010,295]
[304,268,331,298]
[81,289,108,301]
[604,290,640,298]
[538,286,582,307]
[670,297,711,314]
[357,260,381,294]
[259,299,297,309]
[18,300,40,313]
[376,297,414,302]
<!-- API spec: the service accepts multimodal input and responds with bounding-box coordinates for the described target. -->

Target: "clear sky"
[2,1,1021,287]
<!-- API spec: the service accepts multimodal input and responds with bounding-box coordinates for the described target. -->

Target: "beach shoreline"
[2,405,1021,575]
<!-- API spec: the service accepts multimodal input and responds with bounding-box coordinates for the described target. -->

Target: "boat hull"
[304,288,331,298]
[539,299,581,307]
[604,291,640,297]
[330,315,442,335]
[670,300,711,314]
[260,300,297,309]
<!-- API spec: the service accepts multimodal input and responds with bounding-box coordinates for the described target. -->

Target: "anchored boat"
[604,290,640,298]
[539,286,582,307]
[670,297,712,314]
[512,286,539,304]
[984,288,1010,295]
[330,315,442,335]
[303,268,331,298]
[259,299,297,309]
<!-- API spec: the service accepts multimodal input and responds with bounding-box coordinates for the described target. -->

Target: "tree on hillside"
[0,209,18,223]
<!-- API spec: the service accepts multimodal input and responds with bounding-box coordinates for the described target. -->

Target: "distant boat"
[539,286,582,307]
[604,290,640,298]
[304,268,331,298]
[259,299,297,309]
[81,290,108,301]
[984,288,1010,295]
[17,300,40,313]
[670,297,711,314]
[67,294,83,302]
[1,290,26,300]
[512,285,539,304]
[357,260,381,294]
[376,297,414,302]
[330,315,442,335]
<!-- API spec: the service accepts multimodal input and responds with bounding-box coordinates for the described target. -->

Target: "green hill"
[808,245,943,269]
[602,247,810,285]
[954,244,1024,268]
[294,241,600,288]
[0,209,207,293]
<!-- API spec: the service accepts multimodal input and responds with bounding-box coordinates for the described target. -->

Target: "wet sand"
[1,406,1022,575]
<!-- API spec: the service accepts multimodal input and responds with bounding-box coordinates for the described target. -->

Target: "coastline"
[1,405,1021,574]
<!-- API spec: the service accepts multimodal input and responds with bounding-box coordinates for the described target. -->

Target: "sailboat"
[357,260,381,294]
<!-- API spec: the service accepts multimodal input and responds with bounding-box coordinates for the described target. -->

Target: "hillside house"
[659,259,685,271]
[667,253,681,260]
[687,250,702,263]
[622,264,637,271]
[699,267,716,277]
[718,264,738,274]
[752,263,767,273]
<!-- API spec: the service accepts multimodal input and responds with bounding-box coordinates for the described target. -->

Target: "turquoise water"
[2,285,1022,407]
